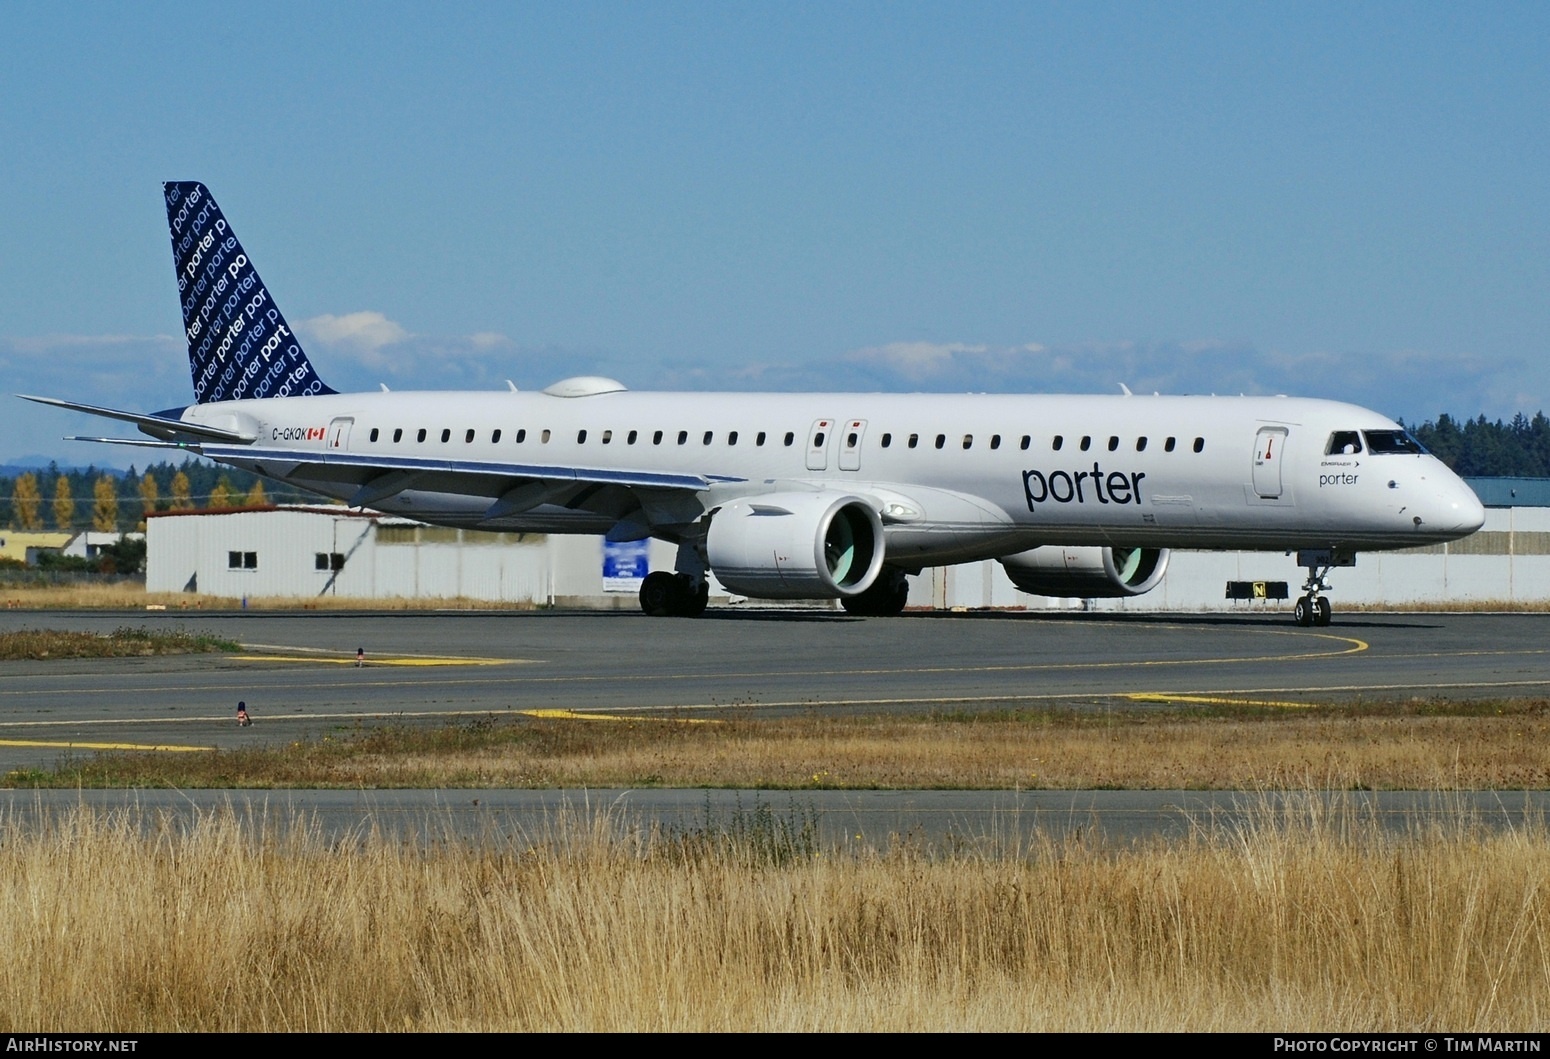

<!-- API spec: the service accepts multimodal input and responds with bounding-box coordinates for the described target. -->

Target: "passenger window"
[393,428,403,443]
[492,429,502,443]
[417,429,427,443]
[729,431,738,445]
[653,430,663,445]
[1020,436,1031,450]
[814,431,826,447]
[1079,436,1092,451]
[440,429,451,443]
[880,433,891,448]
[756,432,766,446]
[369,427,379,443]
[962,435,972,450]
[1135,437,1146,452]
[465,429,475,443]
[577,430,587,444]
[846,431,858,448]
[601,430,612,444]
[703,431,713,445]
[678,431,688,445]
[627,430,638,444]
[908,434,919,449]
[516,429,526,443]
[1164,437,1175,452]
[989,435,1000,450]
[541,429,551,443]
[1193,437,1205,453]
[784,432,795,446]
[1107,436,1119,451]
[1052,435,1063,451]
[1326,431,1364,455]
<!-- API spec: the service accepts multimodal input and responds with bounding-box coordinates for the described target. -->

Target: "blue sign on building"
[602,538,650,592]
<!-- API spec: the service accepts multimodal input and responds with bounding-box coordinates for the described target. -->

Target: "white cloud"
[296,311,411,354]
[469,331,513,350]
[844,341,987,381]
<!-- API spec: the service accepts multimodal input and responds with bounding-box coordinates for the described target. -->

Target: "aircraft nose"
[1453,482,1487,534]
[1426,477,1485,537]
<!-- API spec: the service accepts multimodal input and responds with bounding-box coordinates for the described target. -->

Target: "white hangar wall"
[910,507,1550,612]
[147,505,1548,610]
[145,507,681,604]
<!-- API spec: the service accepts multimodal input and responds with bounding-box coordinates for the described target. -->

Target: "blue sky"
[2,2,1546,466]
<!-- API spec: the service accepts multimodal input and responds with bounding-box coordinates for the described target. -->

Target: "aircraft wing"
[199,442,740,536]
[198,441,731,496]
[21,392,734,532]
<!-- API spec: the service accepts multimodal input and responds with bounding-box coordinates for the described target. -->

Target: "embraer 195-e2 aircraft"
[23,182,1485,625]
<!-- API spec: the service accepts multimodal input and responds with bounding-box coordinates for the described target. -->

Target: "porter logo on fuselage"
[1022,464,1147,511]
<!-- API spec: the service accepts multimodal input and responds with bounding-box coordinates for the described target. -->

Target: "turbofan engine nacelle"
[707,491,886,599]
[998,546,1170,598]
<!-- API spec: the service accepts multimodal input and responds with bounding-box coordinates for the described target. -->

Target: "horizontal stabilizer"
[18,395,257,443]
[64,436,200,450]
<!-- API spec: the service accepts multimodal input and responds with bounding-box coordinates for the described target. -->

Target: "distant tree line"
[1401,412,1550,478]
[1,459,315,533]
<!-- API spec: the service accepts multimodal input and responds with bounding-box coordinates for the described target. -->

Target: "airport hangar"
[143,478,1550,612]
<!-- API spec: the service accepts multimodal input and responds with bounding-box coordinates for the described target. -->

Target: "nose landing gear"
[1292,547,1355,627]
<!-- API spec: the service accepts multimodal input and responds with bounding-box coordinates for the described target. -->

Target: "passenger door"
[1252,427,1287,499]
[838,419,867,471]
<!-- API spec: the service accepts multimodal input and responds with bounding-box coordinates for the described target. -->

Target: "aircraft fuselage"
[183,387,1483,567]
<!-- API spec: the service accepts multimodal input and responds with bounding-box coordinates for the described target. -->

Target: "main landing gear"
[839,568,911,617]
[1292,547,1355,627]
[639,571,708,617]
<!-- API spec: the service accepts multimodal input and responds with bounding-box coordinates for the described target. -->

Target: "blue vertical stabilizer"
[164,181,335,403]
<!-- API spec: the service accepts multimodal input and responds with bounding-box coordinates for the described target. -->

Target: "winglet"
[164,182,335,404]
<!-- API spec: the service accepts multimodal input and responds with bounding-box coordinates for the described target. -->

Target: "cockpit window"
[1363,430,1427,455]
[1326,431,1363,455]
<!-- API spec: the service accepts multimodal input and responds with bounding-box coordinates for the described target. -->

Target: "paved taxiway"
[5,788,1549,849]
[4,608,1548,843]
[2,608,1548,772]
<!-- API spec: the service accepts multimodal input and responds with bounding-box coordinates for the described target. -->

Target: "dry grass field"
[4,605,1547,1030]
[20,700,1550,791]
[1,801,1546,1031]
[0,582,529,610]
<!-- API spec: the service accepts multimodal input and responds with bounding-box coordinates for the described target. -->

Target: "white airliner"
[23,182,1485,625]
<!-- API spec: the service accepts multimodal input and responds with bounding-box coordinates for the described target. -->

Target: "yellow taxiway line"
[1123,692,1318,709]
[518,709,720,725]
[233,654,516,667]
[0,738,210,752]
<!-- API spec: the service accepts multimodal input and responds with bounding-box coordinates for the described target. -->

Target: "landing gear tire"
[1294,595,1334,627]
[840,571,910,617]
[639,571,708,617]
[1294,597,1313,627]
[639,572,677,617]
